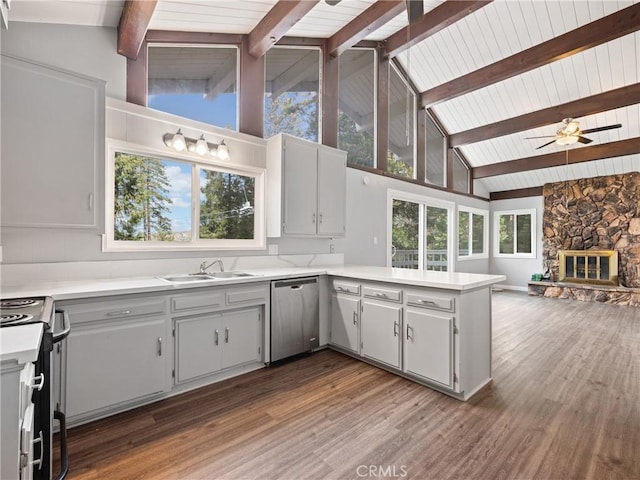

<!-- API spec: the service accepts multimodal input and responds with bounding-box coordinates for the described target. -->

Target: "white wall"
[344,168,490,274]
[490,196,544,289]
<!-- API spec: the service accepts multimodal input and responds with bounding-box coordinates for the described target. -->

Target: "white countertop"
[0,323,43,365]
[1,265,506,301]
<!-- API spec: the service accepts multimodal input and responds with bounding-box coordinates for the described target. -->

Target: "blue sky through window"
[149,93,238,131]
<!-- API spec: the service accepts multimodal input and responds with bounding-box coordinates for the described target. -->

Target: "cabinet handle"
[157,337,162,356]
[312,212,316,224]
[214,330,219,346]
[319,213,323,224]
[353,311,358,325]
[32,430,44,470]
[376,292,388,298]
[419,299,437,306]
[225,328,229,343]
[106,310,131,317]
[31,374,45,392]
[88,193,94,211]
[407,324,413,341]
[393,321,399,337]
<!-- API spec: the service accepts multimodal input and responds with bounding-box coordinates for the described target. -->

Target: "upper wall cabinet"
[266,134,346,238]
[1,54,105,229]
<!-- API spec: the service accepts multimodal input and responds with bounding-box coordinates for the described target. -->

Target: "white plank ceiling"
[8,0,640,195]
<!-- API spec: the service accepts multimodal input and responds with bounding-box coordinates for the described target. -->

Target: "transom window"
[458,206,488,260]
[104,141,265,251]
[425,111,445,186]
[264,46,320,142]
[147,45,238,131]
[493,209,536,258]
[387,63,416,179]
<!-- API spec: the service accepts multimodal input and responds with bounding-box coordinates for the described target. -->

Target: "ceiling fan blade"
[536,140,558,150]
[577,136,593,144]
[406,0,423,23]
[525,135,556,139]
[580,124,622,134]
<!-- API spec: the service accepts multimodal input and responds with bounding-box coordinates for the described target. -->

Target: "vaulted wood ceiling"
[10,0,640,197]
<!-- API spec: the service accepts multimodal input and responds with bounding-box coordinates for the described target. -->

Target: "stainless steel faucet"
[199,259,224,274]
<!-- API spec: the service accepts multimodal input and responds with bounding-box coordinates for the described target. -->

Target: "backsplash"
[0,254,344,287]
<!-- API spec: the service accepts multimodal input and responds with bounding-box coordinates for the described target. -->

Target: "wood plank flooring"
[54,291,640,479]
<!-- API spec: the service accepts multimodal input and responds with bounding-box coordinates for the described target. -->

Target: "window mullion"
[418,203,425,271]
[192,165,200,243]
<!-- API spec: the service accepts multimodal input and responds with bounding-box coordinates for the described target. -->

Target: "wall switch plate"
[330,243,335,253]
[268,244,278,255]
[373,237,378,245]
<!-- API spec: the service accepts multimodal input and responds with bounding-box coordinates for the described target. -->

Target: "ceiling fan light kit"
[526,118,622,150]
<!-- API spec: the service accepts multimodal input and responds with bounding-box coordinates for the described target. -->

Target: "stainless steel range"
[0,297,69,480]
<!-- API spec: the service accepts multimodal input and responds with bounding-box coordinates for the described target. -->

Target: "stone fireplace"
[529,172,640,306]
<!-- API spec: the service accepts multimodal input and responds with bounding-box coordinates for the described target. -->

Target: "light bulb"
[556,135,579,146]
[172,129,186,152]
[195,135,209,155]
[217,140,230,161]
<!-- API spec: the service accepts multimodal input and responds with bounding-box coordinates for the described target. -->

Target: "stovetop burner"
[0,313,36,326]
[1,298,40,309]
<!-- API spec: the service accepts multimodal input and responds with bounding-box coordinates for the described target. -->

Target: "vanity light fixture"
[163,129,231,160]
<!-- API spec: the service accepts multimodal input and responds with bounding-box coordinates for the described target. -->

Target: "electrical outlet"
[330,243,335,253]
[268,244,278,255]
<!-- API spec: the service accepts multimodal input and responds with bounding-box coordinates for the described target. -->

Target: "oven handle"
[53,309,71,343]
[53,410,69,480]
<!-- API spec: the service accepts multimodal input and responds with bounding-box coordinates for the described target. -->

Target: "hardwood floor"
[54,291,640,479]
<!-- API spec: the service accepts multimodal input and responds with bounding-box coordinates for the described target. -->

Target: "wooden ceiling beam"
[248,0,320,58]
[473,137,640,179]
[450,83,640,147]
[327,0,405,57]
[421,2,640,107]
[117,0,158,60]
[490,187,543,200]
[383,0,492,58]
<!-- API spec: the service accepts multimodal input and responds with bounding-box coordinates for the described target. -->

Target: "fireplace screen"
[558,250,618,285]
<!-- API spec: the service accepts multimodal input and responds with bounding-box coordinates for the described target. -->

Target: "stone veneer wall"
[542,172,640,288]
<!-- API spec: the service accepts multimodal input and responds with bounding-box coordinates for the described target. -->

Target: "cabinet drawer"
[64,297,166,324]
[363,285,402,303]
[406,292,455,312]
[333,280,361,296]
[172,291,225,312]
[226,287,267,306]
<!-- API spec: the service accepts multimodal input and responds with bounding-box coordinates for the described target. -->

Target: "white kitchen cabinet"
[60,295,170,423]
[361,300,402,369]
[403,309,454,388]
[174,307,261,384]
[330,294,360,354]
[0,54,104,229]
[267,133,346,237]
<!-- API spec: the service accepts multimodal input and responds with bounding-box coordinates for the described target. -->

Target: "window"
[458,207,488,259]
[452,151,469,193]
[147,45,238,131]
[493,209,536,258]
[338,49,376,167]
[105,141,265,251]
[387,63,416,179]
[388,190,453,271]
[425,112,445,186]
[264,47,320,142]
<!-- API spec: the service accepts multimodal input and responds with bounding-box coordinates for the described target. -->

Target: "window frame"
[103,139,266,252]
[457,206,489,261]
[493,209,536,259]
[386,61,417,180]
[424,110,446,187]
[386,189,455,272]
[146,43,240,132]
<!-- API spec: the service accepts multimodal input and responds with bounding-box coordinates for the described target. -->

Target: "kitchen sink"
[208,272,259,278]
[159,272,260,283]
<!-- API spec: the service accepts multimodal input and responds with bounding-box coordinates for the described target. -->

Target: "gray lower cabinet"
[174,307,261,384]
[64,295,170,421]
[330,294,360,354]
[403,308,454,388]
[360,300,402,369]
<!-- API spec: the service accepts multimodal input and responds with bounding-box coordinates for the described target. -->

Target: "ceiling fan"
[325,0,423,23]
[526,118,622,150]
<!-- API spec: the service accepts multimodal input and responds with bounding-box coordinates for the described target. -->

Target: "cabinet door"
[221,308,261,369]
[330,294,360,353]
[282,138,318,235]
[1,55,103,228]
[404,309,454,388]
[361,300,402,368]
[175,314,223,384]
[66,317,166,418]
[317,147,346,236]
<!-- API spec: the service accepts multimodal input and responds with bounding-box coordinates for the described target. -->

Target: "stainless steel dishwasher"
[270,277,319,362]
